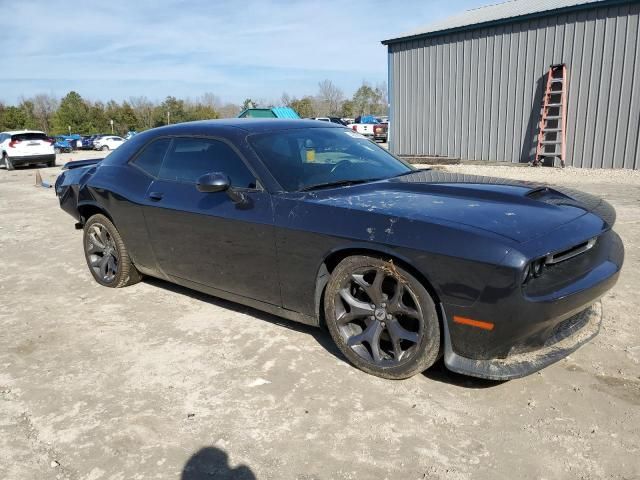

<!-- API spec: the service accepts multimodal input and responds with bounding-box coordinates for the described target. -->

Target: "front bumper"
[442,302,602,380]
[439,228,623,380]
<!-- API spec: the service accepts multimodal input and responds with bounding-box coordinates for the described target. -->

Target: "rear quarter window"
[131,138,171,177]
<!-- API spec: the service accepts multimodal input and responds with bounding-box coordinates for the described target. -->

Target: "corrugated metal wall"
[388,1,640,168]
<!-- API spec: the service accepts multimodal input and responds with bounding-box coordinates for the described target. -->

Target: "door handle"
[148,191,164,201]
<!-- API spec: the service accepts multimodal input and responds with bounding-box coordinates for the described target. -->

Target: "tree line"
[0,80,388,135]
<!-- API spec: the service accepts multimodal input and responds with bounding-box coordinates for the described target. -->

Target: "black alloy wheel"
[83,214,141,288]
[86,222,119,283]
[325,255,440,379]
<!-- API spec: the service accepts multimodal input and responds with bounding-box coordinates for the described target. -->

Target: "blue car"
[53,136,73,153]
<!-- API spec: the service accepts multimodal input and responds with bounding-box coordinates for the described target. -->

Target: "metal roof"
[238,107,301,119]
[382,0,617,44]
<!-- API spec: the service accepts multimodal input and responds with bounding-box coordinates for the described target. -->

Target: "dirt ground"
[1,152,639,480]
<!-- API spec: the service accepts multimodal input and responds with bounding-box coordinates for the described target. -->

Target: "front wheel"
[83,214,142,288]
[324,255,440,379]
[100,145,109,151]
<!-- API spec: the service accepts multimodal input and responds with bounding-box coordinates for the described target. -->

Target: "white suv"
[0,130,56,170]
[94,136,124,151]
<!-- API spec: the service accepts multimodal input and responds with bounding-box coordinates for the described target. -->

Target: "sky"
[1,0,487,105]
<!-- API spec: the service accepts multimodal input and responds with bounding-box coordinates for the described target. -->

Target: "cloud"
[1,0,485,103]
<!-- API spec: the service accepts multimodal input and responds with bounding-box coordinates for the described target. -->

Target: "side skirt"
[164,275,320,327]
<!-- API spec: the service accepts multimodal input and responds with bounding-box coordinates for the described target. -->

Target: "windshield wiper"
[299,178,380,192]
[389,169,423,178]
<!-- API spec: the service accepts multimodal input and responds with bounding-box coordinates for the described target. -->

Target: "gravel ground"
[0,156,639,480]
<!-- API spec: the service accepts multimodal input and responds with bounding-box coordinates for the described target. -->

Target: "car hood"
[304,171,614,243]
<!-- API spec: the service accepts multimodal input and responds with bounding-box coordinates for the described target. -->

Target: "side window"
[131,138,171,177]
[158,137,256,188]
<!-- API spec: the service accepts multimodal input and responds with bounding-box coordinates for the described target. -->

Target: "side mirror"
[196,172,230,193]
[196,172,251,207]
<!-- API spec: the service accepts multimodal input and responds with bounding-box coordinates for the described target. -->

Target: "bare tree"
[280,92,292,107]
[317,79,344,116]
[30,93,58,132]
[218,103,241,118]
[198,92,222,109]
[129,96,155,130]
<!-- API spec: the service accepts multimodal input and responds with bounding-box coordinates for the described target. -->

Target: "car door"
[142,136,281,306]
[111,137,123,149]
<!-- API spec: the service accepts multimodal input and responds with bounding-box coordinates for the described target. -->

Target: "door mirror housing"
[196,172,250,207]
[196,172,230,193]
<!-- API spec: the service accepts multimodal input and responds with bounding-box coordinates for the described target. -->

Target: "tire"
[3,154,14,171]
[100,145,109,151]
[48,158,56,168]
[324,255,440,379]
[83,214,142,288]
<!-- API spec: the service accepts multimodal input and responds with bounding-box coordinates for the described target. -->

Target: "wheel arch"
[77,202,114,226]
[314,246,444,330]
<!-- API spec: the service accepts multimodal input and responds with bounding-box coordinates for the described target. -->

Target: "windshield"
[249,127,413,191]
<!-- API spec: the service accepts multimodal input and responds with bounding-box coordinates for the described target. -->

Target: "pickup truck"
[348,115,388,142]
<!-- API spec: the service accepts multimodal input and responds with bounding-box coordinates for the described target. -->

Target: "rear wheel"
[83,214,142,288]
[324,255,440,379]
[100,145,109,151]
[47,158,55,168]
[3,154,14,171]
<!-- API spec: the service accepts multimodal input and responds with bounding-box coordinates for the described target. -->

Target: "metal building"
[382,0,640,169]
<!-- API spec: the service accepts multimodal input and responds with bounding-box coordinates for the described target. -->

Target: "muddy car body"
[55,119,624,380]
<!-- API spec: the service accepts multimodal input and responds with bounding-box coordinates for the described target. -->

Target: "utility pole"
[110,119,114,134]
[167,111,171,125]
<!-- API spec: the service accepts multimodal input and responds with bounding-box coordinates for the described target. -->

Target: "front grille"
[524,232,608,298]
[545,237,597,265]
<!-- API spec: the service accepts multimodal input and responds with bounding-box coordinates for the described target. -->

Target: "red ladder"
[534,64,568,168]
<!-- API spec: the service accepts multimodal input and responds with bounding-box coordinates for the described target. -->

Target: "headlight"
[531,258,545,277]
[522,263,531,284]
[522,258,546,284]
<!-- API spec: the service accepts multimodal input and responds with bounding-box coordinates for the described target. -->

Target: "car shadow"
[182,446,255,480]
[142,277,345,362]
[143,277,506,389]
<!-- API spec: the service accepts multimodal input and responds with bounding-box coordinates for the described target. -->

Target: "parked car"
[0,130,56,169]
[311,117,348,126]
[53,136,73,154]
[349,115,388,142]
[54,119,623,381]
[94,135,125,151]
[81,135,96,150]
[90,134,109,149]
[373,121,388,143]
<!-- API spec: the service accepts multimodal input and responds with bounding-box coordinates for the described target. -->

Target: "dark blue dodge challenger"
[55,119,624,380]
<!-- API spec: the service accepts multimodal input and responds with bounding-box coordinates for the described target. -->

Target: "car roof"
[148,118,344,136]
[2,130,46,135]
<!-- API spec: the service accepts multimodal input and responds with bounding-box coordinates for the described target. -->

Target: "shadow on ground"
[145,277,505,390]
[182,447,256,480]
